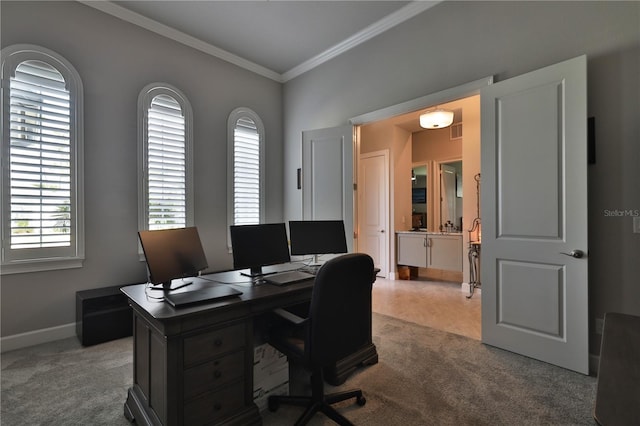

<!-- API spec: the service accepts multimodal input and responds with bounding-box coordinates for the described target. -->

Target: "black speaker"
[76,285,133,346]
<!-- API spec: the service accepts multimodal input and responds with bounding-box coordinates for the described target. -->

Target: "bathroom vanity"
[396,231,463,272]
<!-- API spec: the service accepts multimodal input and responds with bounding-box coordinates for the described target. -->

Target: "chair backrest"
[308,253,374,367]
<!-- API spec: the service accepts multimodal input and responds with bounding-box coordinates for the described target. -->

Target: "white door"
[359,150,389,277]
[302,125,354,252]
[481,56,589,374]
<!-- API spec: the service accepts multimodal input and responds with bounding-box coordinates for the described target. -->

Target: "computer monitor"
[138,227,208,290]
[229,223,291,278]
[289,220,348,263]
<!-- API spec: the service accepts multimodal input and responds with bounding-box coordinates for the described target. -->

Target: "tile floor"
[371,277,481,340]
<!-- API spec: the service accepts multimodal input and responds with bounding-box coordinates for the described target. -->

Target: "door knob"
[380,229,385,233]
[560,249,584,259]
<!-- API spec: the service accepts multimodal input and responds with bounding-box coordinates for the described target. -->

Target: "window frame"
[1,44,85,275]
[137,83,194,240]
[227,107,265,250]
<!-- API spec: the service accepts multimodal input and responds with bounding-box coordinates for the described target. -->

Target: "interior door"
[481,56,588,374]
[302,125,354,252]
[359,150,389,277]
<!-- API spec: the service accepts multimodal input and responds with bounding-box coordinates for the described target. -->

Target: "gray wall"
[283,1,640,353]
[1,1,283,337]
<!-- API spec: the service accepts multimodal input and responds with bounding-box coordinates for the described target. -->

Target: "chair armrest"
[272,307,307,326]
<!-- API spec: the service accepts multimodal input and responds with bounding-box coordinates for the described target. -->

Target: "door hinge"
[353,183,357,191]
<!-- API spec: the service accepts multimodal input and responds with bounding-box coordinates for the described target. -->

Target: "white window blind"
[147,94,186,230]
[233,117,260,225]
[8,60,72,249]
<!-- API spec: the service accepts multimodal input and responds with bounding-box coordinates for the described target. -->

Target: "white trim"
[1,44,85,272]
[137,83,194,235]
[1,258,83,275]
[350,76,494,125]
[1,322,76,353]
[282,1,441,82]
[79,1,439,83]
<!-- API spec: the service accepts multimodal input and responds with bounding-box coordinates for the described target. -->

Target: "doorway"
[355,94,481,339]
[352,56,589,374]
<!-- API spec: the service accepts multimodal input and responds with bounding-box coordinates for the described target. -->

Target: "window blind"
[8,60,72,249]
[233,117,260,225]
[147,94,186,230]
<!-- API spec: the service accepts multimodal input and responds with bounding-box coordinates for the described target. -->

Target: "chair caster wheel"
[268,397,280,412]
[356,395,366,406]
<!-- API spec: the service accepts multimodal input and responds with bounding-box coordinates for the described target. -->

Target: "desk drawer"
[184,323,245,366]
[184,350,244,399]
[184,380,244,425]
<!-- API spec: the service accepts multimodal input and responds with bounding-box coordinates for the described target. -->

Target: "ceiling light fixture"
[419,108,454,129]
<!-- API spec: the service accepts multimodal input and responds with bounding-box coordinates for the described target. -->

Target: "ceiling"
[83,1,440,82]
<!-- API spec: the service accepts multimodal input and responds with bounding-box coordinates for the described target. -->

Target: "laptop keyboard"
[263,270,315,286]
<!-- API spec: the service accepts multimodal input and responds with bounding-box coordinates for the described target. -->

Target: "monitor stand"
[148,278,193,291]
[240,266,280,285]
[240,266,279,279]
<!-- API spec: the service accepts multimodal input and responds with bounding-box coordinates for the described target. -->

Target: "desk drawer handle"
[214,403,222,411]
[214,370,222,379]
[214,339,223,347]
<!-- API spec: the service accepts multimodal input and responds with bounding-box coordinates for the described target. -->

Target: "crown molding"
[78,1,283,82]
[79,1,440,83]
[281,1,441,82]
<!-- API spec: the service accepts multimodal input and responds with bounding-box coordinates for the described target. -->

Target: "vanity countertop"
[396,230,463,236]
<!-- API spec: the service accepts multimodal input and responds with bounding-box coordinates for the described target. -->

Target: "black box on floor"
[76,285,132,346]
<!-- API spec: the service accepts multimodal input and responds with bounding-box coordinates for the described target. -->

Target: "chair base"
[268,389,366,426]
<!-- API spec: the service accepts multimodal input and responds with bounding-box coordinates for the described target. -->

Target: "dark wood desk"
[121,264,378,426]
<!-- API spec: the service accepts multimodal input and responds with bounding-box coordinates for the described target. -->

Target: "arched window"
[1,45,84,274]
[227,108,265,243]
[138,84,193,232]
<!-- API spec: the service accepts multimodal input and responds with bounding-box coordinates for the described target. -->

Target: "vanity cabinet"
[427,234,463,271]
[397,233,427,268]
[396,232,462,272]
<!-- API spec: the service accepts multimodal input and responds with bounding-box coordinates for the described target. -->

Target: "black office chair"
[266,253,374,426]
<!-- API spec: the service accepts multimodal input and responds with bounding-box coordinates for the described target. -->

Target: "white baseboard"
[1,322,76,353]
[461,282,481,295]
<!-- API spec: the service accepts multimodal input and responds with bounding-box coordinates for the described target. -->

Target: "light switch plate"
[634,216,640,233]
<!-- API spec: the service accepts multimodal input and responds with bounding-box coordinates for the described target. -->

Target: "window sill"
[1,258,84,275]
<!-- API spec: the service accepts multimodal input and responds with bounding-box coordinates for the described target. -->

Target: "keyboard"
[164,285,242,308]
[263,270,315,286]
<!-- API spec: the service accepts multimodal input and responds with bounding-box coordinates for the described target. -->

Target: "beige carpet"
[1,313,595,425]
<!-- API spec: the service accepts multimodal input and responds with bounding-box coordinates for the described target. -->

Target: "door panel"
[498,260,563,337]
[302,126,354,252]
[497,82,562,238]
[481,56,588,374]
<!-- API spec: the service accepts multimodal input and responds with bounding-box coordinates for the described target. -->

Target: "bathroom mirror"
[411,165,427,229]
[440,160,462,231]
